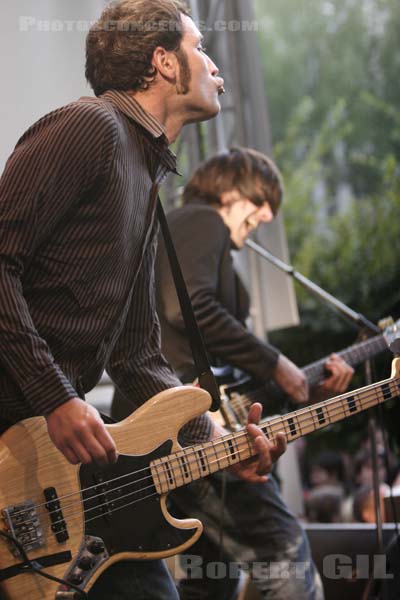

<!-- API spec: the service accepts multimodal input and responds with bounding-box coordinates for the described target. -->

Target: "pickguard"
[79,441,196,555]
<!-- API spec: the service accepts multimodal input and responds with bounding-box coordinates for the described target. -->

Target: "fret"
[196,446,209,475]
[244,428,254,455]
[286,416,297,438]
[151,368,400,497]
[280,416,291,440]
[295,407,315,436]
[151,457,176,494]
[307,407,318,432]
[220,437,233,466]
[325,397,345,423]
[206,439,223,473]
[151,461,163,494]
[292,411,303,437]
[315,406,326,426]
[187,445,201,480]
[381,383,392,401]
[179,452,191,481]
[226,436,239,463]
[164,460,174,488]
[262,420,276,442]
[346,395,357,414]
[235,432,250,458]
[174,453,186,483]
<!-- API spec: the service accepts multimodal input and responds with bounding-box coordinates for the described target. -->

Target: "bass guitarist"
[0,4,285,599]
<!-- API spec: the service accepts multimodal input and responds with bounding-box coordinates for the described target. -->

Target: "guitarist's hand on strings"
[213,403,287,484]
[310,353,354,404]
[46,398,118,466]
[273,354,308,404]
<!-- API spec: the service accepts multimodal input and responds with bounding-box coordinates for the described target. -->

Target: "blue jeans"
[170,473,324,600]
[88,559,179,600]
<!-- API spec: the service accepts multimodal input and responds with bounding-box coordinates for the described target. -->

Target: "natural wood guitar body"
[0,386,210,600]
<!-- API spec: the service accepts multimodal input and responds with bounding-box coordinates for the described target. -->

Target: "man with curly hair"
[0,2,285,599]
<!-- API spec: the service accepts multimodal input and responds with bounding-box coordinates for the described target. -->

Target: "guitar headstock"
[383,317,400,350]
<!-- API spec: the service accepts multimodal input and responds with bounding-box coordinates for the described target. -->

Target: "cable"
[0,530,87,600]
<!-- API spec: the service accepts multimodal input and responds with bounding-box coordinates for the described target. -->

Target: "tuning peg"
[378,316,394,330]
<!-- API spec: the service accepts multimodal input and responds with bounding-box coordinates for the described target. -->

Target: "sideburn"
[175,47,191,94]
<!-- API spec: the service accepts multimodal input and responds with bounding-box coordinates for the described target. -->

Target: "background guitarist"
[113,147,354,599]
[0,3,287,599]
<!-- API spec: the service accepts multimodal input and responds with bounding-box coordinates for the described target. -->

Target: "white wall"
[0,0,105,172]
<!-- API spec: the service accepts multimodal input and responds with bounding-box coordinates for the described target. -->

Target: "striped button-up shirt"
[0,90,212,442]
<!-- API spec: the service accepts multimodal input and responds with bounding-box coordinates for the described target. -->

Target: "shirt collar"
[101,90,178,174]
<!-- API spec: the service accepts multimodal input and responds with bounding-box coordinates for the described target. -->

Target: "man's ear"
[152,46,178,82]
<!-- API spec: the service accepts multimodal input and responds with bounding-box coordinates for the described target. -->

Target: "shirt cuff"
[20,365,78,416]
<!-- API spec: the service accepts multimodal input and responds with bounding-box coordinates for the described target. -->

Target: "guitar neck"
[228,333,389,416]
[152,361,400,494]
[304,334,388,387]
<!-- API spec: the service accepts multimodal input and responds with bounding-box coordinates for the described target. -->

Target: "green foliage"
[255,0,400,451]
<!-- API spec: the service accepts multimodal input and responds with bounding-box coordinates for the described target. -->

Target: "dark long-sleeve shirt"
[0,90,212,442]
[155,204,280,382]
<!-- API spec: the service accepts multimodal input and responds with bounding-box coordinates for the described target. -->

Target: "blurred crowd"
[299,429,400,523]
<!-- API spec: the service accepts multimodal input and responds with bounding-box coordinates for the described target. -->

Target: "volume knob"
[78,555,95,570]
[69,569,84,585]
[87,539,105,555]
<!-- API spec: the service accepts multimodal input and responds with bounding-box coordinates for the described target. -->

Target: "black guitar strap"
[157,197,220,411]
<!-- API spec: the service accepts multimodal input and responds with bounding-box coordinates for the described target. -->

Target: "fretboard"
[304,333,388,387]
[228,332,389,419]
[151,363,400,495]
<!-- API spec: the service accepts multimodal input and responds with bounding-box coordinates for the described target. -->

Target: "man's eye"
[198,45,207,52]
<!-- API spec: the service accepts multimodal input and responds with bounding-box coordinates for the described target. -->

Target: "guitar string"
[9,382,396,532]
[23,383,395,538]
[7,378,397,530]
[6,380,397,524]
[228,353,389,412]
[228,336,387,412]
[15,386,399,543]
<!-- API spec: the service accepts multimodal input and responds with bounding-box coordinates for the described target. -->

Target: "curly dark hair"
[86,0,190,96]
[182,147,283,216]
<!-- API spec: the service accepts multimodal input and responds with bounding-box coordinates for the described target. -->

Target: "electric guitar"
[1,359,400,600]
[217,319,400,429]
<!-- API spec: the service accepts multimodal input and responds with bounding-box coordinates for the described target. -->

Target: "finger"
[246,423,272,474]
[253,435,273,475]
[62,444,84,465]
[247,402,262,425]
[247,421,266,440]
[76,424,110,465]
[270,432,287,461]
[68,438,95,465]
[94,423,118,464]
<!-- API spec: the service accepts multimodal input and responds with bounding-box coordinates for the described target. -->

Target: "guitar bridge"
[2,500,44,557]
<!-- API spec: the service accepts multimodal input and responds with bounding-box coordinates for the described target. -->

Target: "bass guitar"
[0,359,399,599]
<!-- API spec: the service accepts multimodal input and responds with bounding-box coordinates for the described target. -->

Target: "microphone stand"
[246,237,391,598]
[245,238,380,335]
